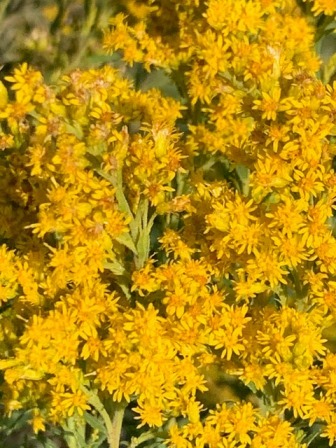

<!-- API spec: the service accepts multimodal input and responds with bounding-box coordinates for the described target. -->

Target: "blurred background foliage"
[0,0,181,95]
[0,0,118,82]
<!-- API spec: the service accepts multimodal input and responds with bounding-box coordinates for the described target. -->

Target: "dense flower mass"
[2,0,336,447]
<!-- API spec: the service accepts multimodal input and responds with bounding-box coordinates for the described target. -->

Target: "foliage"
[0,0,118,81]
[2,0,336,447]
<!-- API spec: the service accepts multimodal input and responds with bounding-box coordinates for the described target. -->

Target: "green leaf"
[305,431,322,447]
[87,143,106,156]
[235,164,250,196]
[136,230,150,269]
[140,70,181,99]
[85,54,122,66]
[116,233,138,255]
[84,411,107,436]
[104,260,125,276]
[90,435,109,448]
[7,409,32,432]
[64,122,83,139]
[44,440,60,448]
[95,168,134,221]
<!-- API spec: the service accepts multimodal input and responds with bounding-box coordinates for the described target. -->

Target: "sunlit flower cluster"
[304,0,336,16]
[2,0,336,447]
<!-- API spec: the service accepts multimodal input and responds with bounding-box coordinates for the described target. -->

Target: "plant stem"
[85,387,126,448]
[110,403,126,448]
[63,416,85,448]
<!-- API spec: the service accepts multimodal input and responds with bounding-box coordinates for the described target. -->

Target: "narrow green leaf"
[64,122,83,139]
[44,439,60,448]
[95,168,134,220]
[116,233,138,255]
[90,434,108,448]
[104,261,125,276]
[84,411,107,435]
[136,230,150,268]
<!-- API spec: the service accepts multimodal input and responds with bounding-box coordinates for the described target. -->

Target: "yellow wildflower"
[321,413,336,446]
[253,88,283,121]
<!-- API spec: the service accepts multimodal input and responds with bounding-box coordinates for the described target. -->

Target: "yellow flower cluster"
[303,0,336,16]
[0,60,189,431]
[168,403,304,448]
[1,0,336,447]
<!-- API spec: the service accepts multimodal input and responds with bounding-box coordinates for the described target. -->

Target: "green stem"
[134,199,157,269]
[85,388,126,448]
[110,403,126,448]
[63,416,85,448]
[129,431,156,447]
[66,0,98,71]
[96,168,134,222]
[290,269,303,299]
[176,170,187,196]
